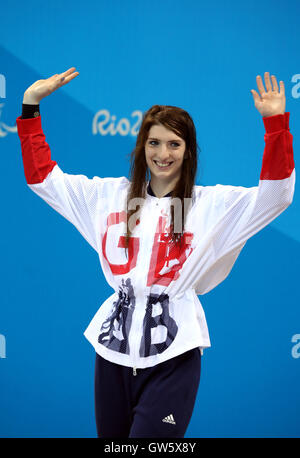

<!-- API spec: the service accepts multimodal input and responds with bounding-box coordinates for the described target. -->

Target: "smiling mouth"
[153,160,173,169]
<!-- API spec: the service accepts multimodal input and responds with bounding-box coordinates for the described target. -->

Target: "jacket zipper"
[132,313,142,376]
[132,291,145,376]
[131,293,143,377]
[131,202,157,377]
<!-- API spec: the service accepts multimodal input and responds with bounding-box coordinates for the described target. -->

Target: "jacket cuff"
[16,115,42,135]
[263,112,290,133]
[22,103,40,119]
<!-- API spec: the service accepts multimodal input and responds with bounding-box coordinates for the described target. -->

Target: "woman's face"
[145,123,186,184]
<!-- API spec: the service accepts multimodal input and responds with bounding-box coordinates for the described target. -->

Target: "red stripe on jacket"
[261,112,294,180]
[16,115,57,185]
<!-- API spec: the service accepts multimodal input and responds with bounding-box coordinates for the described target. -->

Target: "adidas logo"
[162,414,176,425]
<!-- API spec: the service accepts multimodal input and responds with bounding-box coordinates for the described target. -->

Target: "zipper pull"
[133,366,137,376]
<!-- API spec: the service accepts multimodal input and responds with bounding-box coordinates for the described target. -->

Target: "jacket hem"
[84,330,210,369]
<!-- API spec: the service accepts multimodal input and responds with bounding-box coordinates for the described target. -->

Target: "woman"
[16,68,295,438]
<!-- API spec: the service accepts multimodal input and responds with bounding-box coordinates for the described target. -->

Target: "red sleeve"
[260,112,294,180]
[16,115,57,185]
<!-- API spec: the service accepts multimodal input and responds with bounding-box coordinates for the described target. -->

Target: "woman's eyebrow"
[148,137,182,142]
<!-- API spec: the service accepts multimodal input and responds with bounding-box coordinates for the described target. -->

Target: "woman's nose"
[158,144,170,159]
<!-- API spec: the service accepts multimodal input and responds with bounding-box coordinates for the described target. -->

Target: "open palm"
[23,67,79,104]
[251,72,286,117]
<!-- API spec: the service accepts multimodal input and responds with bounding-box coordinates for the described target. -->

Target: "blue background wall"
[0,0,299,438]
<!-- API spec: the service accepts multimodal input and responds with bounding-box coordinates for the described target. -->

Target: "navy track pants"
[94,347,201,438]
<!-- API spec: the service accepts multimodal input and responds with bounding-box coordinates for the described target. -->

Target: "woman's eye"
[149,141,179,147]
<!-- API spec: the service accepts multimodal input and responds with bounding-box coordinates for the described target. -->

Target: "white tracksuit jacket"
[16,112,295,373]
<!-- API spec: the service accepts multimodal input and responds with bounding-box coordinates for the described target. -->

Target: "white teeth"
[155,161,172,167]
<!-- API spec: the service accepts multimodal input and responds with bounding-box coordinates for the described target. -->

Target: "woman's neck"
[149,177,178,198]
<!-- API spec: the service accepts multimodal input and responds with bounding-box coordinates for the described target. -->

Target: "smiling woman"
[145,123,187,194]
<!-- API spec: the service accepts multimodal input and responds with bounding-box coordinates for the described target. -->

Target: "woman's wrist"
[22,91,40,105]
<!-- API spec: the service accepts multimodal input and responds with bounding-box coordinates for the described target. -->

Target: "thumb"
[250,89,261,103]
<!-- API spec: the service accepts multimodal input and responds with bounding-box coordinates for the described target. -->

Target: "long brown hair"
[124,104,200,256]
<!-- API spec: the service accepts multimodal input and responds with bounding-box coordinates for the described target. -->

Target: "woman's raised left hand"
[250,72,286,117]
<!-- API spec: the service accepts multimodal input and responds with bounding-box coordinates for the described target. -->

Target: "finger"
[264,71,272,92]
[271,75,279,92]
[60,72,79,86]
[250,89,261,102]
[59,67,77,77]
[279,80,285,95]
[54,69,78,84]
[256,75,266,97]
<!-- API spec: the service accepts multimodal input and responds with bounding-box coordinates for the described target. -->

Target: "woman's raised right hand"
[23,67,79,104]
